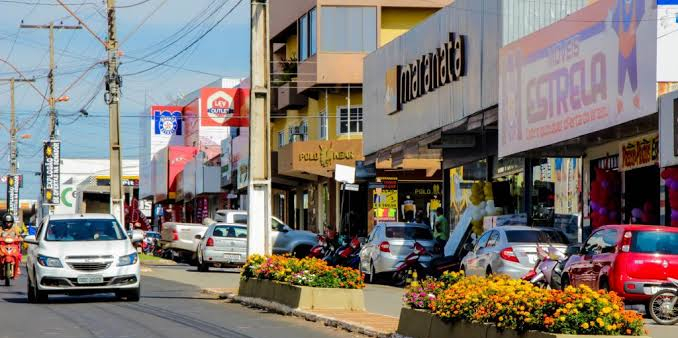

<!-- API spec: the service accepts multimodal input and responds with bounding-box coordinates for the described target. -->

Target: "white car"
[24,214,141,303]
[196,223,247,271]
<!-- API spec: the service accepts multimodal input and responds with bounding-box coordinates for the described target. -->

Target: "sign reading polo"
[386,32,466,114]
[279,139,364,177]
[498,0,657,157]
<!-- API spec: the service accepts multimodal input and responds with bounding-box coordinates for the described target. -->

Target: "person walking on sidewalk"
[433,207,449,247]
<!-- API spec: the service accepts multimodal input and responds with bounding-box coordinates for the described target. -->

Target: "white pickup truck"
[160,222,209,263]
[215,209,318,257]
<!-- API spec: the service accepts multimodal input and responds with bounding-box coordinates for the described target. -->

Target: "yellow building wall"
[380,7,438,46]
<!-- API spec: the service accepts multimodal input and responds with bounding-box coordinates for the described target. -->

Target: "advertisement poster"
[200,88,250,127]
[619,133,659,171]
[499,0,657,157]
[373,177,398,222]
[6,175,20,218]
[43,140,61,205]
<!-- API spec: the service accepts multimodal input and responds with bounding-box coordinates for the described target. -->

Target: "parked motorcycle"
[309,233,336,260]
[324,236,361,269]
[0,237,21,286]
[523,243,579,290]
[392,242,451,287]
[648,277,678,325]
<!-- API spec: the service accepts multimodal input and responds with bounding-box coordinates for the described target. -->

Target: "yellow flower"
[581,323,590,329]
[499,316,504,322]
[559,316,566,322]
[602,307,612,314]
[566,303,573,309]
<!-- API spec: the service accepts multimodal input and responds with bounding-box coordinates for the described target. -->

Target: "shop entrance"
[624,165,660,224]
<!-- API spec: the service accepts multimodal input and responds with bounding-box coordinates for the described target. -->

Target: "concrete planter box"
[397,307,651,338]
[238,278,365,311]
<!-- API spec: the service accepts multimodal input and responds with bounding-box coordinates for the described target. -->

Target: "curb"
[202,289,395,338]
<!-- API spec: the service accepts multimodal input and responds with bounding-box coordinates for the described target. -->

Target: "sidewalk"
[145,265,402,337]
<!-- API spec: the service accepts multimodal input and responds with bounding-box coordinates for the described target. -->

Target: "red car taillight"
[621,231,632,252]
[206,237,215,247]
[379,241,390,253]
[172,229,179,241]
[500,247,520,263]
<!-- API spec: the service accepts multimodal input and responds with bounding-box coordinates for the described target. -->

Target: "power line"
[122,0,244,76]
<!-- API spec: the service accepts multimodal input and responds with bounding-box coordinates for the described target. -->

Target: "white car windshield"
[45,219,126,241]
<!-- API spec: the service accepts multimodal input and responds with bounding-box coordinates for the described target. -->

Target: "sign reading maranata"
[385,32,467,114]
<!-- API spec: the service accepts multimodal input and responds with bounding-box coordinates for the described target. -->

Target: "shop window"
[321,6,377,53]
[300,120,309,141]
[338,107,363,134]
[298,8,317,61]
[319,111,328,140]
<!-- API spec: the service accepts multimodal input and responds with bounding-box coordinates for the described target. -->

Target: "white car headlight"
[118,252,138,266]
[37,255,63,268]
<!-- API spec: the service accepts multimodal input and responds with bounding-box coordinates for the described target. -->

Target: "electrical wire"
[122,0,245,77]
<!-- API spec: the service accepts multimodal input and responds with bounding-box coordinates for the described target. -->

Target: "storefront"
[498,0,663,238]
[277,139,364,234]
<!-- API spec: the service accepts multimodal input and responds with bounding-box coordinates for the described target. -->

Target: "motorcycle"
[392,242,448,287]
[523,243,579,290]
[0,237,21,286]
[309,234,336,260]
[324,236,361,269]
[648,277,678,325]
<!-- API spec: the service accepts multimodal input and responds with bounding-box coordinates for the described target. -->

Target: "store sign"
[620,133,659,171]
[95,176,140,187]
[153,106,182,136]
[499,0,657,157]
[385,32,466,114]
[42,140,61,205]
[200,88,250,127]
[279,139,364,177]
[6,175,20,217]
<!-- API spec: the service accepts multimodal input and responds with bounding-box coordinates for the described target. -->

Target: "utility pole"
[247,0,272,255]
[0,78,36,174]
[20,23,81,138]
[106,0,124,224]
[1,77,35,218]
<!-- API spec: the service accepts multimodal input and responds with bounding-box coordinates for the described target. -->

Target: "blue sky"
[0,0,250,199]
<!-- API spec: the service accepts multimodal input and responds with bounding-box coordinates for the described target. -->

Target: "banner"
[43,140,61,205]
[620,133,659,171]
[373,177,398,222]
[200,88,250,127]
[6,175,20,218]
[499,0,657,157]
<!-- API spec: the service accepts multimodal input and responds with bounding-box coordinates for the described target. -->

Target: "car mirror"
[601,246,615,254]
[24,235,37,245]
[463,243,475,252]
[194,234,202,240]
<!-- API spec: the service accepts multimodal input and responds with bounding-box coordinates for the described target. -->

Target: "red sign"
[183,99,200,146]
[168,146,198,196]
[200,87,249,127]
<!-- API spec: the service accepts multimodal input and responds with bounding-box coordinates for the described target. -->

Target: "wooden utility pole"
[20,23,81,138]
[247,0,272,255]
[106,0,124,224]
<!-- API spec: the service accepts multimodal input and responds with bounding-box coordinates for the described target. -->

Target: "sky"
[0,0,251,199]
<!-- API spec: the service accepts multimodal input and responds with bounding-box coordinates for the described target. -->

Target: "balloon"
[672,219,678,227]
[672,209,678,218]
[591,201,600,212]
[631,208,643,219]
[601,180,609,189]
[599,207,608,217]
[671,212,678,222]
[609,211,619,221]
[671,181,678,191]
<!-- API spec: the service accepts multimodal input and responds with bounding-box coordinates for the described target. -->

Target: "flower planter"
[397,307,651,338]
[238,278,365,311]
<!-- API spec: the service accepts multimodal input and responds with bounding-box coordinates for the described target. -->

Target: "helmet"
[2,214,14,230]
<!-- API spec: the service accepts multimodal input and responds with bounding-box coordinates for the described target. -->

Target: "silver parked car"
[359,223,438,283]
[460,226,570,279]
[196,223,247,271]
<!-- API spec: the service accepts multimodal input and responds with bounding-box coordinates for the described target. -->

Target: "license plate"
[224,254,241,261]
[644,286,676,295]
[77,275,104,284]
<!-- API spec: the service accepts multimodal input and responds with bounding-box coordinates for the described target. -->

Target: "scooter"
[309,234,335,259]
[0,237,21,286]
[324,236,361,268]
[648,277,678,325]
[392,242,452,287]
[522,244,566,288]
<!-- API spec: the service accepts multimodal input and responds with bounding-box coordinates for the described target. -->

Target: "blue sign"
[154,110,182,136]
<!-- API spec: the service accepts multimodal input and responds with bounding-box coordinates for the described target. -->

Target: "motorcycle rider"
[0,213,22,276]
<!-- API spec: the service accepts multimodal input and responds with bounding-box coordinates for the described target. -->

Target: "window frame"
[298,7,317,61]
[277,130,286,148]
[336,106,363,135]
[319,111,328,140]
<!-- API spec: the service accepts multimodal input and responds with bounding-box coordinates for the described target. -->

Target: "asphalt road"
[0,269,359,338]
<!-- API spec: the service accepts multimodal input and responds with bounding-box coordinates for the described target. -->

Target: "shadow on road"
[185,268,241,274]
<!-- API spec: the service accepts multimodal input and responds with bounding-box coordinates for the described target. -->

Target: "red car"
[562,224,678,304]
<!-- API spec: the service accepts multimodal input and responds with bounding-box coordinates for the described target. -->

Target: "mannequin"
[429,194,442,227]
[401,195,416,222]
